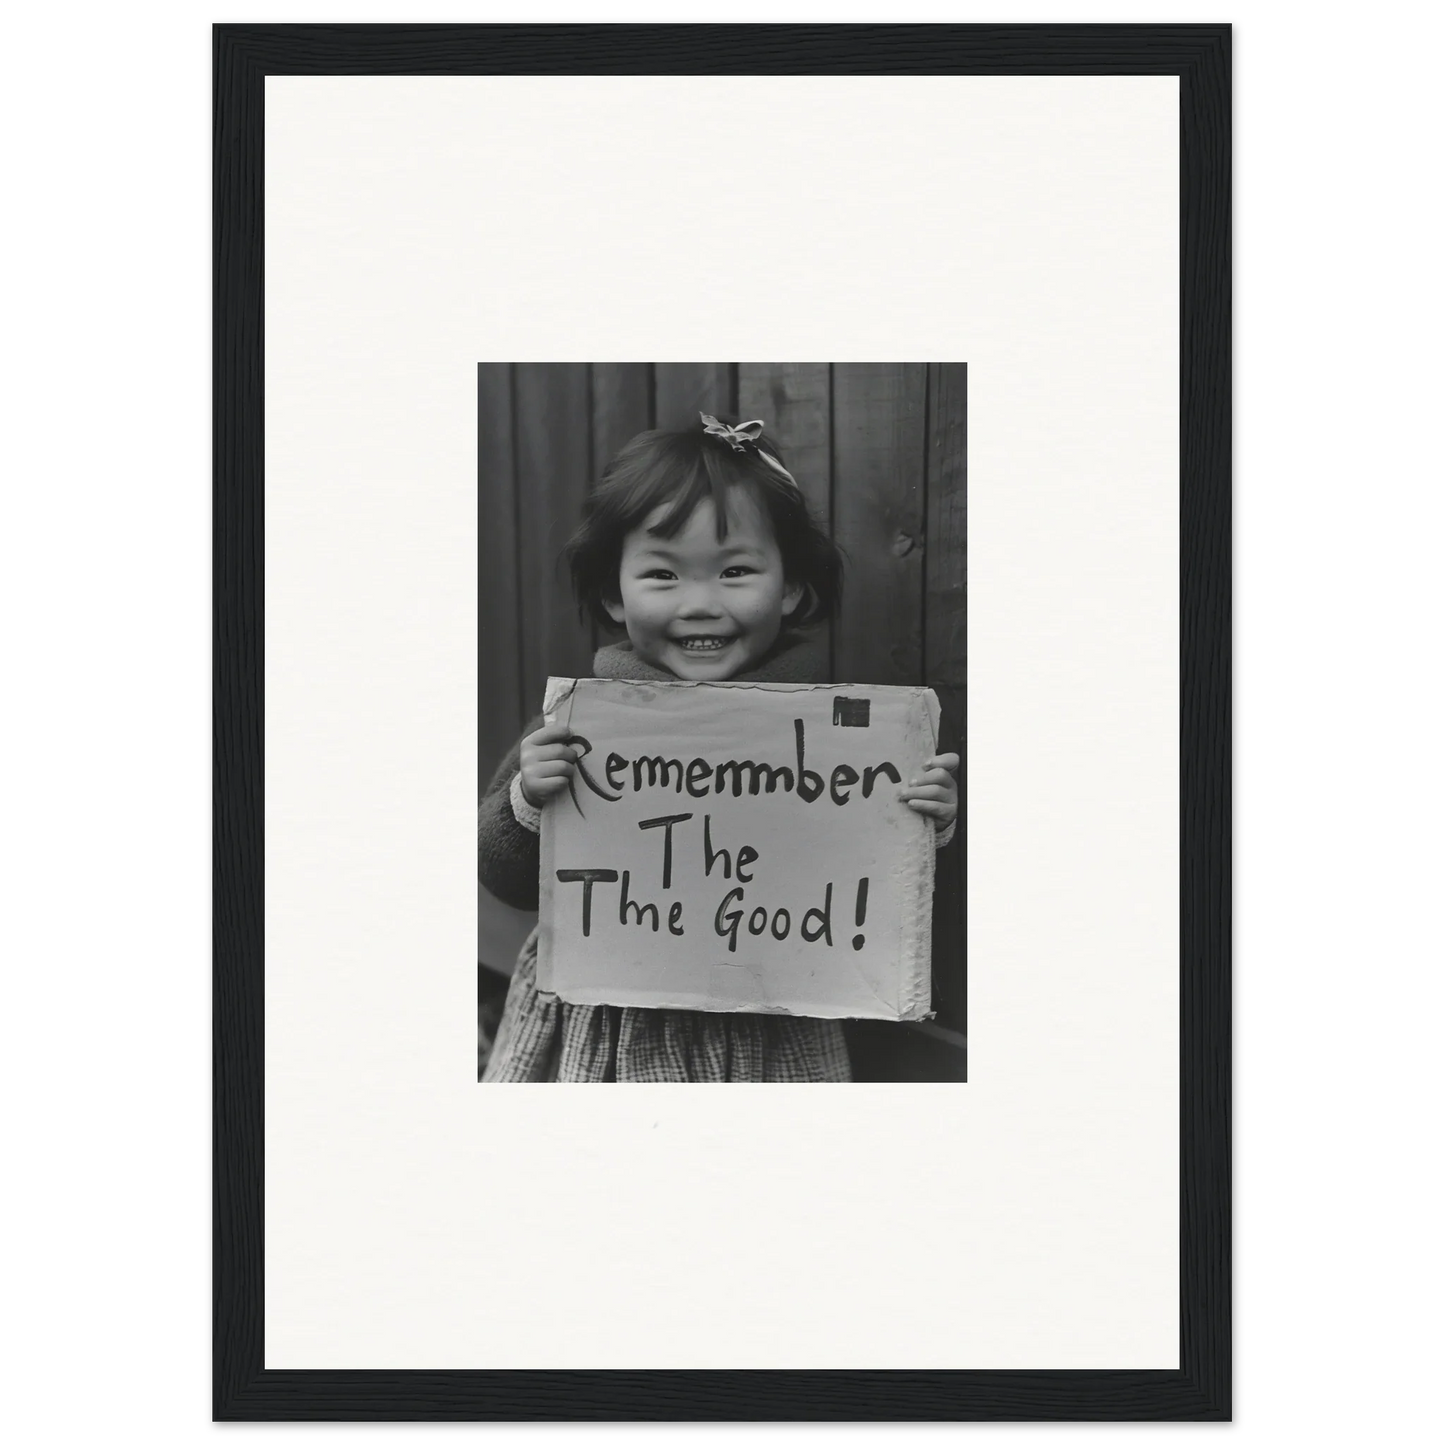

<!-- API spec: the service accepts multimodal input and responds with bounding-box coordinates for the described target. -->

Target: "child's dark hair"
[566,416,844,631]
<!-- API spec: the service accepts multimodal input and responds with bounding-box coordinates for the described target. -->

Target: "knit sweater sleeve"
[477,714,544,910]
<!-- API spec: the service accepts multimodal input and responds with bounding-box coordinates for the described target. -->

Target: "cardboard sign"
[537,678,940,1021]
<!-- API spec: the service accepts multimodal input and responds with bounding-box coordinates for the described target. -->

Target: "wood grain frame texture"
[214,23,1230,1422]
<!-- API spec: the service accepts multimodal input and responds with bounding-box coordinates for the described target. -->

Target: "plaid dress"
[480,634,853,1083]
[486,930,852,1082]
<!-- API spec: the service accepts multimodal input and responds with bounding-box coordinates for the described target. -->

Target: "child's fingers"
[905,798,955,818]
[908,767,957,790]
[527,742,581,764]
[525,771,570,787]
[526,759,577,780]
[922,753,961,774]
[899,783,953,804]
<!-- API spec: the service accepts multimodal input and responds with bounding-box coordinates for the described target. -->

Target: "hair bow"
[699,413,801,491]
[700,414,766,450]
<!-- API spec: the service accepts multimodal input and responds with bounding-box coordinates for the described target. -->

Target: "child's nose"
[676,584,723,616]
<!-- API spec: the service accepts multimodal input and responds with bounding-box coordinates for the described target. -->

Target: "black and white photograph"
[476,364,968,1081]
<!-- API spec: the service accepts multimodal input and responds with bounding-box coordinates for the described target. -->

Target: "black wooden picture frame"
[214,23,1229,1421]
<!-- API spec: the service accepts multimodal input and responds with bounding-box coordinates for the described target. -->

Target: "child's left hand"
[899,753,960,832]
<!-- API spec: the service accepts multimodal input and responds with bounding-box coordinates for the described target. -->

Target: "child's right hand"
[518,723,581,808]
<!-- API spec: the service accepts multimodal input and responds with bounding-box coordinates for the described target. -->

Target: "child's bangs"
[648,446,768,541]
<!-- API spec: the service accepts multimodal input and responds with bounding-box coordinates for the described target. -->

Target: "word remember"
[581,718,902,808]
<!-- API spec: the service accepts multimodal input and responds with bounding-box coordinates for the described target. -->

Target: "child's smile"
[606,491,803,680]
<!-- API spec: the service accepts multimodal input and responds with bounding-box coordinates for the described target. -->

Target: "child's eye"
[721,566,756,579]
[640,569,676,581]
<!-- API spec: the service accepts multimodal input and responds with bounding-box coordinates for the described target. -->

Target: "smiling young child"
[478,414,958,1082]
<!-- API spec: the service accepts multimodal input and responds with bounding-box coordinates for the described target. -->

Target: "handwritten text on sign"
[537,680,939,1021]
